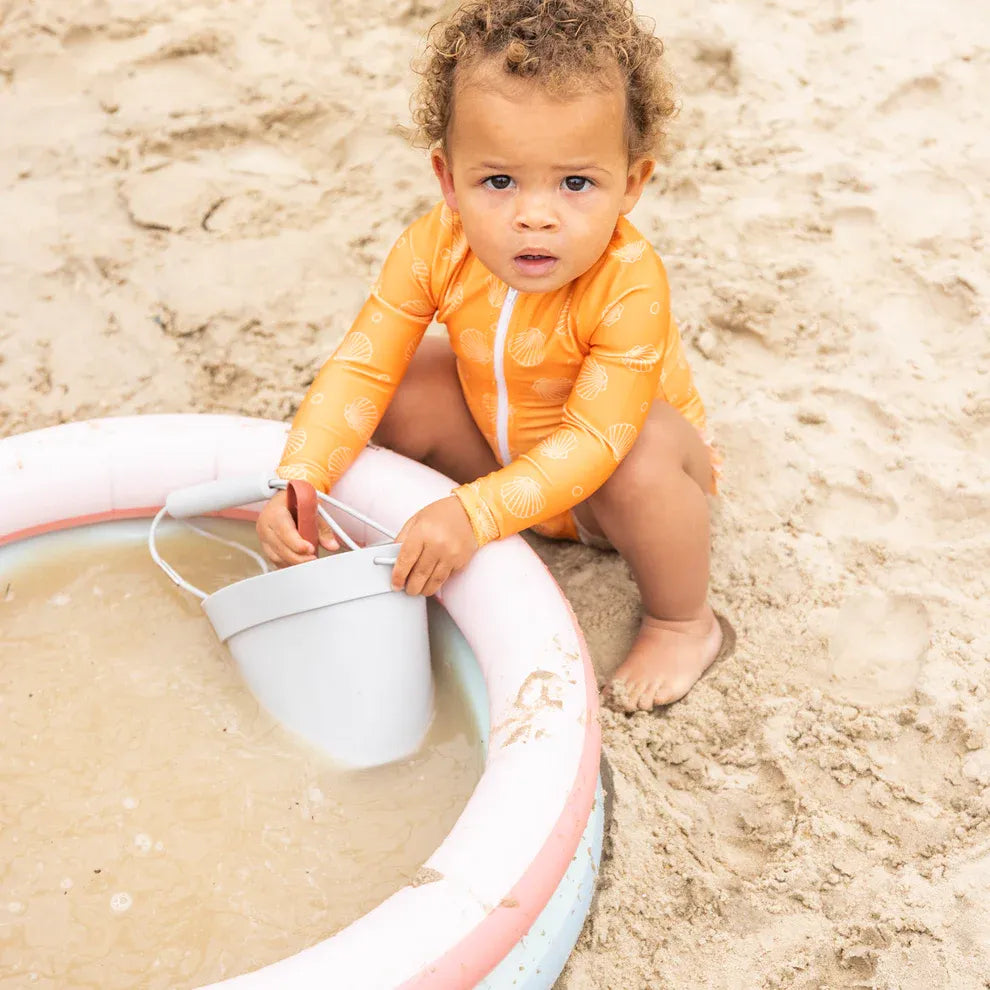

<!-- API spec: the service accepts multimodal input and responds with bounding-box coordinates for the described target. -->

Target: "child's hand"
[256,489,339,568]
[391,496,478,597]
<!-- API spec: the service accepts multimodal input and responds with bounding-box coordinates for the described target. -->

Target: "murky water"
[0,520,483,989]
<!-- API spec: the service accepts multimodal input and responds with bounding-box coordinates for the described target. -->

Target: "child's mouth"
[514,253,558,277]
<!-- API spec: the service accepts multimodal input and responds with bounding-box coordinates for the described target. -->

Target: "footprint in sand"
[874,170,975,245]
[877,73,943,116]
[809,484,899,539]
[825,593,930,705]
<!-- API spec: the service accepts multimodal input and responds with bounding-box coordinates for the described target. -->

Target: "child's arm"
[454,277,678,548]
[276,208,455,491]
[258,206,453,566]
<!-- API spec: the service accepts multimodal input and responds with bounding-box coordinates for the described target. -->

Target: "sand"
[1,0,987,986]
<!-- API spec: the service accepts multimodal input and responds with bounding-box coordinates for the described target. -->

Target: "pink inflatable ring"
[0,415,603,989]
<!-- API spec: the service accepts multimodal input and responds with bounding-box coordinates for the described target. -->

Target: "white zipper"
[492,287,518,466]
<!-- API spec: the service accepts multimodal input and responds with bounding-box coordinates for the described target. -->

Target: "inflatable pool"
[0,415,603,989]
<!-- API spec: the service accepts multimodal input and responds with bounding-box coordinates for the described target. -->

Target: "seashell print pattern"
[463,482,501,542]
[481,392,499,428]
[450,225,469,265]
[500,476,546,519]
[605,423,637,460]
[611,240,648,263]
[621,344,660,372]
[344,397,378,436]
[446,282,464,313]
[508,326,546,367]
[475,502,500,542]
[553,291,573,336]
[327,446,353,478]
[532,378,573,403]
[575,359,608,400]
[600,301,624,327]
[411,257,430,289]
[537,432,577,460]
[283,429,307,457]
[400,298,435,319]
[276,463,312,481]
[336,331,373,364]
[487,274,508,309]
[459,328,491,363]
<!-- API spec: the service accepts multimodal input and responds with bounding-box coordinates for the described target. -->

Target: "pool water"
[0,520,484,989]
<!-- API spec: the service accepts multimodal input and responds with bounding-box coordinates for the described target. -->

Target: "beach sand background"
[1,0,987,986]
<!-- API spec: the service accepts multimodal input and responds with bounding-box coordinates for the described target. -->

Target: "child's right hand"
[256,489,339,567]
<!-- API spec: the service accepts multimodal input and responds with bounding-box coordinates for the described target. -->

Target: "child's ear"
[431,148,459,212]
[619,157,656,215]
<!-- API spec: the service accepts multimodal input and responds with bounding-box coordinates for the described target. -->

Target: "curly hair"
[412,0,676,160]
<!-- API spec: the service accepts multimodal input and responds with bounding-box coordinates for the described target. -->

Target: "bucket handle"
[150,475,400,600]
[148,513,271,601]
[269,480,399,552]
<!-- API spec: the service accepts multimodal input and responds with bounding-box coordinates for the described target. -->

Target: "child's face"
[432,65,654,294]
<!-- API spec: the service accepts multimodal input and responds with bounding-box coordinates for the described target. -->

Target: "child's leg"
[373,336,501,484]
[572,401,722,711]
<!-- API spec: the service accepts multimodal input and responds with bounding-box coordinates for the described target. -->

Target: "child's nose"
[512,196,559,232]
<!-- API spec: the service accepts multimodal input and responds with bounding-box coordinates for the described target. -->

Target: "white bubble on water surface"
[7,901,25,914]
[134,833,152,853]
[110,892,132,913]
[60,877,73,891]
[48,593,71,606]
[122,796,138,810]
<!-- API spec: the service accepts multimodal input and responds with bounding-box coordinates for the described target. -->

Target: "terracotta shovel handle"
[286,479,320,552]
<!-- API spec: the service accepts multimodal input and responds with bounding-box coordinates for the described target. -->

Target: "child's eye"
[483,175,513,190]
[563,176,593,192]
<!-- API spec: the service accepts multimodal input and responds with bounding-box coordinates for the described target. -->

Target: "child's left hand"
[391,496,479,597]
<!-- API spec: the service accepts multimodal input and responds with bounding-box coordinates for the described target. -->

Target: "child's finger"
[390,532,421,591]
[258,524,289,567]
[261,531,314,569]
[274,505,314,556]
[421,563,452,598]
[405,550,439,597]
[260,517,315,569]
[395,517,413,545]
[271,550,313,570]
[316,514,339,552]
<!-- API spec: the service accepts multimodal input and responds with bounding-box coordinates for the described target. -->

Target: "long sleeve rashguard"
[277,202,707,548]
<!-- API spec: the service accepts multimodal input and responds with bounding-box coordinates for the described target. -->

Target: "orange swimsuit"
[276,203,707,548]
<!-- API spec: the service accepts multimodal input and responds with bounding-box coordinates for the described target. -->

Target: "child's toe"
[602,676,639,713]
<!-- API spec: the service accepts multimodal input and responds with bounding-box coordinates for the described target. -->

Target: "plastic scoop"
[149,475,434,769]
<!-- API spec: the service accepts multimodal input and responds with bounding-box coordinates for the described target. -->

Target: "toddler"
[258,0,725,712]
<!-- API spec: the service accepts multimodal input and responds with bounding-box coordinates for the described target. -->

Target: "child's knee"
[598,414,699,505]
[642,403,712,491]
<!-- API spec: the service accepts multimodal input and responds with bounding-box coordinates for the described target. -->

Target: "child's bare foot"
[603,606,727,712]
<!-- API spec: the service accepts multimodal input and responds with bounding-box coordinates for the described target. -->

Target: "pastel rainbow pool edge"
[0,415,602,989]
